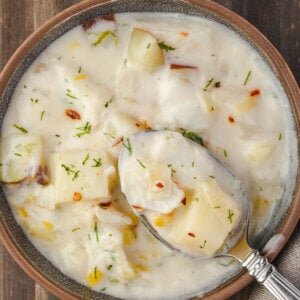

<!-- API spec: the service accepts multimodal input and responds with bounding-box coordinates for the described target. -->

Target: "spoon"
[118,130,300,300]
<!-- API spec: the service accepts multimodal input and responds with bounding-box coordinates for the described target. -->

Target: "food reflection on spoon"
[118,130,300,300]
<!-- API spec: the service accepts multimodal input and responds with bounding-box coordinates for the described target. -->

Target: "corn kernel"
[41,220,54,230]
[19,207,28,218]
[73,74,88,81]
[123,226,136,245]
[154,216,165,227]
[87,268,103,287]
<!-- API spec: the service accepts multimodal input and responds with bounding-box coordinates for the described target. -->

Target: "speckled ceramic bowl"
[0,0,299,299]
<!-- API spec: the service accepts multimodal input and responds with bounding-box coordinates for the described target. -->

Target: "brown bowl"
[0,0,299,299]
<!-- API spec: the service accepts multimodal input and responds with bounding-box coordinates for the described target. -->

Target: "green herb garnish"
[179,128,204,146]
[30,97,39,103]
[14,153,22,157]
[66,89,78,100]
[40,110,45,120]
[278,133,282,141]
[223,149,228,157]
[214,81,221,88]
[203,77,214,91]
[75,122,91,137]
[72,227,80,232]
[94,221,99,242]
[78,66,82,73]
[123,138,132,155]
[13,124,28,133]
[227,209,234,223]
[158,41,176,51]
[110,278,120,284]
[107,265,113,270]
[137,158,146,168]
[82,153,90,165]
[92,158,102,167]
[243,70,252,86]
[94,266,98,279]
[104,98,113,108]
[103,132,115,139]
[199,240,207,249]
[61,164,80,181]
[93,30,117,47]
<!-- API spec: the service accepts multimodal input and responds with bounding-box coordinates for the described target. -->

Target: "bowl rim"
[0,0,299,299]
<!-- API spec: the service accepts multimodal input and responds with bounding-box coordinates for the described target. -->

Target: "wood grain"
[0,1,299,299]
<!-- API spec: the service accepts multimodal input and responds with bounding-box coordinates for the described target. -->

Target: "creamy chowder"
[0,13,296,299]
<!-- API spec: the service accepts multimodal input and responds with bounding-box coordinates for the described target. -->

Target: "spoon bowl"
[119,130,300,299]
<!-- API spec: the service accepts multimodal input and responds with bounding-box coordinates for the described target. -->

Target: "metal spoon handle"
[242,250,300,300]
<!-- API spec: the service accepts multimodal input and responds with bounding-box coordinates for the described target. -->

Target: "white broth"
[0,13,297,299]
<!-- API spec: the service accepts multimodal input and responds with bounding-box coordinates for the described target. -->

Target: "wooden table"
[0,1,299,299]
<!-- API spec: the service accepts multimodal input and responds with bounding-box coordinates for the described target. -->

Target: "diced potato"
[128,28,164,72]
[50,150,115,204]
[248,144,273,162]
[201,179,240,230]
[169,180,239,257]
[0,134,44,183]
[234,96,257,114]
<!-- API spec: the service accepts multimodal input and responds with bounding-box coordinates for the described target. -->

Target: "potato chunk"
[169,179,239,257]
[51,150,115,204]
[128,28,164,72]
[0,134,44,183]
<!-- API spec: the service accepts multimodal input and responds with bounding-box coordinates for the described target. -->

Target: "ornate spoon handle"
[242,250,300,300]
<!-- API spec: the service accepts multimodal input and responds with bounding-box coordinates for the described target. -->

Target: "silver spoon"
[119,130,300,300]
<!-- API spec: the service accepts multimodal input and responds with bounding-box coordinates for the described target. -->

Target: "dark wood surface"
[0,1,299,299]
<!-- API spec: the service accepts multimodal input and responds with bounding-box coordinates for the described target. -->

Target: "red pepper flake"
[155,182,164,188]
[170,64,197,70]
[132,205,144,211]
[181,198,186,206]
[73,192,82,201]
[112,136,124,147]
[65,109,81,120]
[250,89,260,97]
[188,232,196,237]
[228,115,235,123]
[135,120,152,130]
[99,201,112,207]
[180,32,189,37]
